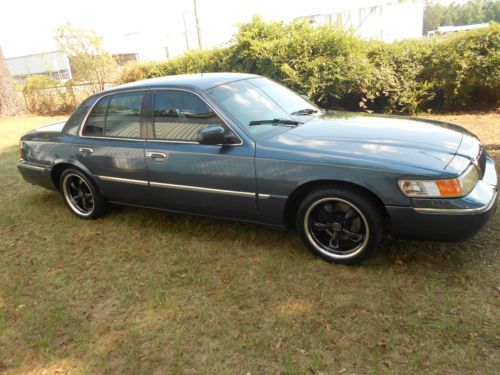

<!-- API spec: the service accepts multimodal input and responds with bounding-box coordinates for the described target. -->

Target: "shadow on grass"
[28,186,498,272]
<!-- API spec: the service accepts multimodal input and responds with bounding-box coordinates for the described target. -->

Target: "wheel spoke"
[312,221,331,230]
[82,198,92,210]
[69,181,79,194]
[328,232,339,249]
[344,207,356,221]
[322,203,334,215]
[342,229,363,243]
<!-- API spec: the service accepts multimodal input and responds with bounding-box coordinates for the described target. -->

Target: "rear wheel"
[60,168,107,219]
[296,186,383,264]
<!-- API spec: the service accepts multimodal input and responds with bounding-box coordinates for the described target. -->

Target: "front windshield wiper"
[248,118,302,127]
[290,108,320,116]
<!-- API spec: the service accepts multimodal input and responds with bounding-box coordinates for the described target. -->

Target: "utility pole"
[182,12,190,51]
[165,34,170,60]
[193,0,202,49]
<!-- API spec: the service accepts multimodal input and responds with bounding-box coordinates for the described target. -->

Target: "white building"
[5,51,72,84]
[295,2,424,42]
[428,23,490,37]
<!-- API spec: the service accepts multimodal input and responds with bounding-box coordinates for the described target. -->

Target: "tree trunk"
[0,46,23,116]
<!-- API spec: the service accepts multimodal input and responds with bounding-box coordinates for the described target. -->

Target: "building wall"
[297,2,423,42]
[6,51,72,84]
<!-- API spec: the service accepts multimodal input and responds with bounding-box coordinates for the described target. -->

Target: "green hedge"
[119,17,499,114]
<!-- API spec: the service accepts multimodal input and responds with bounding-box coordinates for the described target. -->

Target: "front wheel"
[60,168,107,219]
[296,186,383,264]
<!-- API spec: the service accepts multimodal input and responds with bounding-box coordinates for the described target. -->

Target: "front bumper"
[386,156,498,241]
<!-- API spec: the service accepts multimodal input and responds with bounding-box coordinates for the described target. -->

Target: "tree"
[0,46,23,115]
[423,0,500,35]
[55,25,117,90]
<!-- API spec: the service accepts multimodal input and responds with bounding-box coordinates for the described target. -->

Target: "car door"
[145,89,258,221]
[75,90,150,205]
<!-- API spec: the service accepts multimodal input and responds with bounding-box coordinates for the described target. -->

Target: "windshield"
[206,77,320,134]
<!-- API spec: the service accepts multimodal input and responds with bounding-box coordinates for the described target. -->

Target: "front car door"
[144,88,258,221]
[76,90,149,205]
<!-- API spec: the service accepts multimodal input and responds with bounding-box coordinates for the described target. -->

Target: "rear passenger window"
[64,96,97,136]
[153,90,224,141]
[83,96,109,136]
[82,91,144,138]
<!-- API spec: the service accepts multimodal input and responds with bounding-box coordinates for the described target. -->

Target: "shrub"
[365,39,435,114]
[229,19,373,110]
[22,76,104,115]
[22,75,58,114]
[423,24,500,110]
[118,20,499,114]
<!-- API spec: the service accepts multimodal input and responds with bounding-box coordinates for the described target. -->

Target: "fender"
[51,158,103,194]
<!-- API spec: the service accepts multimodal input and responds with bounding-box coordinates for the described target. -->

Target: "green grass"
[0,115,499,374]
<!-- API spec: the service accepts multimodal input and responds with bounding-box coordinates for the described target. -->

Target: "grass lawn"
[0,114,498,374]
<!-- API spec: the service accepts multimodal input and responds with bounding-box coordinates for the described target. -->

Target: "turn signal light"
[398,164,480,198]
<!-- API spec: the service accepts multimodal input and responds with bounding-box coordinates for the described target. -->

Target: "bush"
[118,19,499,114]
[22,77,104,115]
[365,39,435,113]
[423,25,500,110]
[227,18,373,110]
[22,75,59,114]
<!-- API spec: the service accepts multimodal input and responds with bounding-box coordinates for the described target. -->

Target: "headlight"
[398,164,480,198]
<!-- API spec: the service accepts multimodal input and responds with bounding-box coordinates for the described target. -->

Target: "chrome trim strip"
[97,175,149,186]
[258,194,271,199]
[95,174,256,197]
[79,135,145,142]
[414,191,497,215]
[17,161,47,171]
[147,139,198,145]
[150,181,255,197]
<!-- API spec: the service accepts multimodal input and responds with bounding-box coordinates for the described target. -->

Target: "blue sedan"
[17,73,498,264]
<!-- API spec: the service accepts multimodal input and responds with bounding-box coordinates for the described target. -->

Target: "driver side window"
[153,90,224,141]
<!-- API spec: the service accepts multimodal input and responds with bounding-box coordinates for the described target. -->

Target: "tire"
[296,186,383,264]
[59,168,107,219]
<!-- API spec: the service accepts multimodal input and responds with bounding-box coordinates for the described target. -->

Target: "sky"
[0,0,461,60]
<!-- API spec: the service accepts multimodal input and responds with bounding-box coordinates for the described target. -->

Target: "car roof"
[105,72,260,93]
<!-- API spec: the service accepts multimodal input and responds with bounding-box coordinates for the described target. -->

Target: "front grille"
[478,147,486,178]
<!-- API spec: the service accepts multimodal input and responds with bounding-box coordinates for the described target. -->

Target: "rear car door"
[145,89,258,221]
[76,90,149,205]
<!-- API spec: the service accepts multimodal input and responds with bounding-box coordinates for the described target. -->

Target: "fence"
[22,82,115,115]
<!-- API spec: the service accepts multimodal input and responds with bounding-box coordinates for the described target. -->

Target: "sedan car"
[17,73,498,264]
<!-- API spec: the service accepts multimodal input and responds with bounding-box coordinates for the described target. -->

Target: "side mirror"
[198,126,232,145]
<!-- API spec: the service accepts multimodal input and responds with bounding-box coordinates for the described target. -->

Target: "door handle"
[146,152,167,159]
[79,147,94,154]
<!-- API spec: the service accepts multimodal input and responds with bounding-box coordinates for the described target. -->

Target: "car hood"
[257,112,469,175]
